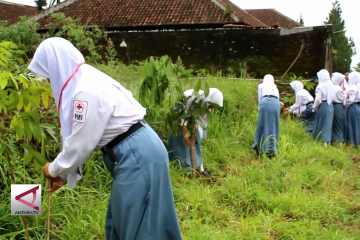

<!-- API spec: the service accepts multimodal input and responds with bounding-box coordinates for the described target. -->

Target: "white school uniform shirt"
[345,72,360,108]
[288,80,314,114]
[48,66,146,179]
[257,75,279,110]
[27,37,146,188]
[331,72,347,105]
[313,69,336,109]
[288,89,314,114]
[333,85,347,104]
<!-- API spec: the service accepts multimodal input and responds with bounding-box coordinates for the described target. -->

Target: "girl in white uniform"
[345,72,360,148]
[168,88,223,178]
[29,37,182,240]
[330,72,347,145]
[311,69,336,146]
[285,80,315,132]
[252,74,280,158]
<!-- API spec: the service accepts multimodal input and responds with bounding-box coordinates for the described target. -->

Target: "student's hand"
[43,163,67,192]
[48,177,67,192]
[184,137,191,147]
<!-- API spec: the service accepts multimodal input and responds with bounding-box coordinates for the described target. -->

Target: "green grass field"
[1,63,360,240]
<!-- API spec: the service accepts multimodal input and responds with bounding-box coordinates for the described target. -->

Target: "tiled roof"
[0,0,38,25]
[245,9,302,29]
[34,0,268,30]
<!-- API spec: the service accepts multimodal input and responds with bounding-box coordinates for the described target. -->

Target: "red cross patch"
[72,100,88,123]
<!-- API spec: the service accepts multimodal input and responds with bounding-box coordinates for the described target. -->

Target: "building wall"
[108,27,330,79]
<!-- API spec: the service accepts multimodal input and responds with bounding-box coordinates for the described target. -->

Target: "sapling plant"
[0,40,57,239]
[139,55,221,178]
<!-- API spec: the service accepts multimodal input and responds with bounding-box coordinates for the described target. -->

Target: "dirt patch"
[344,223,360,232]
[350,154,360,163]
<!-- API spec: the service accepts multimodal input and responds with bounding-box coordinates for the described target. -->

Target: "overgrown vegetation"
[1,11,360,240]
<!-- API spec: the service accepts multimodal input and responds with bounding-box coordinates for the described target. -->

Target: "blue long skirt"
[332,103,347,143]
[103,121,182,240]
[346,103,360,148]
[252,97,280,156]
[312,102,334,142]
[168,128,203,170]
[297,102,315,132]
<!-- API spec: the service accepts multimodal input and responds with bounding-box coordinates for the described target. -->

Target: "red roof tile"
[217,0,266,27]
[245,9,302,29]
[34,0,268,30]
[0,0,38,25]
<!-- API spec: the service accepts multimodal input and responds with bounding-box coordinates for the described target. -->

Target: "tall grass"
[1,63,360,239]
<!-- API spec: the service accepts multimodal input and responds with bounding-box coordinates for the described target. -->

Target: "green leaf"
[192,108,201,118]
[195,119,206,129]
[0,77,7,90]
[34,159,42,171]
[204,81,210,96]
[17,94,24,111]
[0,47,11,56]
[9,114,18,129]
[21,111,41,120]
[195,79,202,92]
[10,74,19,90]
[23,148,33,165]
[17,58,25,64]
[28,118,42,141]
[23,119,33,140]
[31,149,47,166]
[15,126,24,140]
[0,53,7,63]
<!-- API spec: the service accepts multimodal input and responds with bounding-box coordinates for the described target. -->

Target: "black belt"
[306,101,314,106]
[263,95,278,99]
[101,121,144,163]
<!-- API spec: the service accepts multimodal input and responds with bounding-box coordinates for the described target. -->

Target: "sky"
[5,0,360,69]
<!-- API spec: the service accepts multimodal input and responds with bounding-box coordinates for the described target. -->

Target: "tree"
[49,0,61,7]
[299,13,304,26]
[355,62,360,72]
[34,0,63,10]
[326,0,356,72]
[34,0,46,10]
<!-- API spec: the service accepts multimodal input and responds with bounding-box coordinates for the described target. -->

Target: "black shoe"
[201,170,212,178]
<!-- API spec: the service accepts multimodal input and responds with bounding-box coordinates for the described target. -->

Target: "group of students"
[253,69,360,157]
[26,37,360,239]
[28,37,225,240]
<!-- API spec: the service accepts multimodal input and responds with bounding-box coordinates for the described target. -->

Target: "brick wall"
[108,27,330,79]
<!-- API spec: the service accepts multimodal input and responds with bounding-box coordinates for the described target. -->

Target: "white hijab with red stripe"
[28,38,85,186]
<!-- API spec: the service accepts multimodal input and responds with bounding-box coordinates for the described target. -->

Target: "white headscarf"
[290,80,314,102]
[290,80,303,95]
[205,88,223,107]
[331,72,345,86]
[263,74,275,85]
[316,69,336,105]
[348,72,360,98]
[28,37,145,188]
